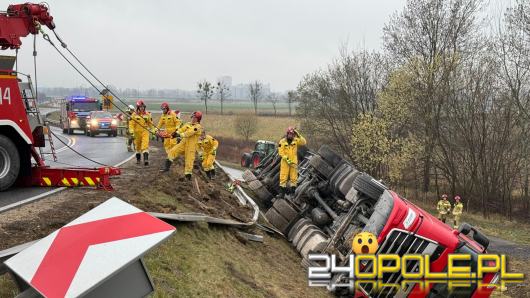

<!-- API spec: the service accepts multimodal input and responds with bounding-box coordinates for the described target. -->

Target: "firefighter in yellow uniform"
[129,100,154,166]
[157,102,181,154]
[436,194,452,223]
[277,127,306,199]
[197,131,219,179]
[452,195,463,229]
[161,111,203,180]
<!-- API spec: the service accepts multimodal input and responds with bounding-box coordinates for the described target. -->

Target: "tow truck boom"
[0,3,55,49]
[0,3,120,191]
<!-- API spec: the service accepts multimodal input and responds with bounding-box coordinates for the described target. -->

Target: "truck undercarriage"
[243,145,495,297]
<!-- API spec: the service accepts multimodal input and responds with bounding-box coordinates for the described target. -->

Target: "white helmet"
[128,105,135,112]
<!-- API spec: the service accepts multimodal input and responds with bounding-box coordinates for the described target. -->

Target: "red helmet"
[455,195,461,201]
[160,102,169,110]
[286,126,295,135]
[136,100,145,107]
[191,111,202,122]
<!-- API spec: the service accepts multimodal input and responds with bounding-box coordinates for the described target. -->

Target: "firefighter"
[436,194,452,223]
[129,100,154,166]
[452,195,464,229]
[157,102,181,154]
[161,111,203,180]
[125,105,135,152]
[197,131,219,179]
[277,127,306,199]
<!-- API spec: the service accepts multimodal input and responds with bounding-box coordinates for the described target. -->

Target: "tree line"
[295,0,530,219]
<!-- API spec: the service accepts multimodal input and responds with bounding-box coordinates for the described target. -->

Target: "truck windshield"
[71,102,99,112]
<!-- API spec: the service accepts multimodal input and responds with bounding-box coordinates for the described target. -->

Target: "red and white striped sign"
[5,197,175,298]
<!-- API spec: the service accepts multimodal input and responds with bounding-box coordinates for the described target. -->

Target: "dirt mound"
[0,142,253,250]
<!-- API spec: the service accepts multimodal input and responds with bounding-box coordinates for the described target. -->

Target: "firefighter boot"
[160,159,172,172]
[290,186,296,197]
[205,170,212,180]
[185,174,192,181]
[143,152,149,166]
[136,153,141,165]
[277,187,286,199]
[211,168,216,179]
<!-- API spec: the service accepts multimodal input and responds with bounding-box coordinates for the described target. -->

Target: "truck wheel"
[272,199,299,223]
[90,131,96,137]
[308,155,334,179]
[67,128,73,135]
[241,153,251,168]
[265,208,290,234]
[0,135,20,191]
[318,145,343,167]
[112,131,118,137]
[251,153,261,168]
[353,174,387,201]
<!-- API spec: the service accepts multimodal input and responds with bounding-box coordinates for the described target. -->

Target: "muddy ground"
[0,143,253,250]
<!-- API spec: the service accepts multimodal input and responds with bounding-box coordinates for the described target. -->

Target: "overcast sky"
[8,0,512,92]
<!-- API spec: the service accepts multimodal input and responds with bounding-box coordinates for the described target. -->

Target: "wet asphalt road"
[0,125,133,212]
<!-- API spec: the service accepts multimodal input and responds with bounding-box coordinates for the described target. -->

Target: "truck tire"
[353,174,387,201]
[272,199,298,223]
[241,153,251,168]
[251,153,261,168]
[317,145,343,167]
[265,208,290,234]
[0,135,20,191]
[253,185,273,206]
[68,128,73,135]
[242,169,257,182]
[308,155,334,179]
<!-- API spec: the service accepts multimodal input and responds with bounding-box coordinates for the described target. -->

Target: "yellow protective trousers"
[167,122,202,175]
[134,131,150,153]
[202,153,216,171]
[279,160,298,187]
[163,138,177,154]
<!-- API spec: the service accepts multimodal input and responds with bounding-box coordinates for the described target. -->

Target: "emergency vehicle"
[60,95,102,134]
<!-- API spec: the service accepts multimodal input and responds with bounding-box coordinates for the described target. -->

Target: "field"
[116,99,295,116]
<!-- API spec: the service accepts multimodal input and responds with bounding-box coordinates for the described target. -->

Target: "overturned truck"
[243,145,497,297]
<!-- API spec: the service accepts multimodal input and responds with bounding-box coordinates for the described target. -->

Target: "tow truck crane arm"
[0,3,55,49]
[0,3,120,191]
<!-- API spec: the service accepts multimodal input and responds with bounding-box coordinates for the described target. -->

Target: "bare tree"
[286,90,297,116]
[383,0,483,193]
[267,92,280,116]
[216,81,231,115]
[248,80,262,115]
[234,114,258,141]
[197,80,215,114]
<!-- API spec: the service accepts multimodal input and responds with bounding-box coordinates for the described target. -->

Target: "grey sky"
[8,0,511,92]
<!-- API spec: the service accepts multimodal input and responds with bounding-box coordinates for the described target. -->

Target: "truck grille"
[358,229,442,298]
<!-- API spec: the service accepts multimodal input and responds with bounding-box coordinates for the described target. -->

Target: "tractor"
[240,140,276,168]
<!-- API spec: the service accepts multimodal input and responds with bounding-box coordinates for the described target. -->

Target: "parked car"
[86,111,118,137]
[242,145,495,297]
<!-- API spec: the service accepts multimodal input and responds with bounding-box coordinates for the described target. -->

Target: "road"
[0,126,134,212]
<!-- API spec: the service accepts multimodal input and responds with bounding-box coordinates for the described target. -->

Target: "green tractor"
[241,140,276,168]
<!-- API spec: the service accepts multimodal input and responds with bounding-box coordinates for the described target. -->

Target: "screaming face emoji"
[352,232,379,254]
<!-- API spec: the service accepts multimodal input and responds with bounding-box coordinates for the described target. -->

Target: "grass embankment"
[411,199,530,246]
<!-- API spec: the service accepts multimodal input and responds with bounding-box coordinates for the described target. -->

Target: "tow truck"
[60,95,102,134]
[0,3,120,191]
[243,145,498,297]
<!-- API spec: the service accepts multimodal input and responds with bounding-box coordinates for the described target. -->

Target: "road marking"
[0,151,135,214]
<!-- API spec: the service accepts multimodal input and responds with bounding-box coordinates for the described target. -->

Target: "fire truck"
[60,95,102,134]
[0,3,119,191]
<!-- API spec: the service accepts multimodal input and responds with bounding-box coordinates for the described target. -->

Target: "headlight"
[111,119,117,125]
[71,119,78,125]
[91,119,98,126]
